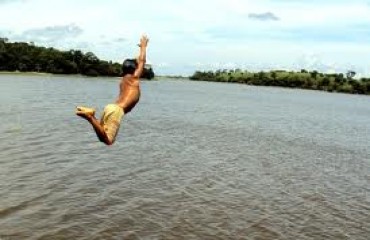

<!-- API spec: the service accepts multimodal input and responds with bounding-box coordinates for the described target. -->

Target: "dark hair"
[121,59,138,76]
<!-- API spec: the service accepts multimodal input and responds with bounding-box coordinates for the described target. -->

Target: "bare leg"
[76,107,112,145]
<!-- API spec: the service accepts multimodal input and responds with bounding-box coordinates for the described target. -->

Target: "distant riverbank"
[0,71,52,76]
[190,69,370,95]
[0,71,153,80]
[0,38,155,79]
[156,75,189,80]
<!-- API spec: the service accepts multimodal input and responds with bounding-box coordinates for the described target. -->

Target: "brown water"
[0,75,370,240]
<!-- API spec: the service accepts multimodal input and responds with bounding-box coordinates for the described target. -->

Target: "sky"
[1,0,370,76]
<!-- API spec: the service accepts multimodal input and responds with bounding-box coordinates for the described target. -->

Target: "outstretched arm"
[133,35,149,79]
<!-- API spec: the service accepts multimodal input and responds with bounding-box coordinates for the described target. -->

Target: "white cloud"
[248,12,280,21]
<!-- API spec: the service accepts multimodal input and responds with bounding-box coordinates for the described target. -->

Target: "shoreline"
[156,75,189,80]
[0,71,153,81]
[190,70,370,96]
[2,71,368,96]
[0,71,54,76]
[0,71,121,79]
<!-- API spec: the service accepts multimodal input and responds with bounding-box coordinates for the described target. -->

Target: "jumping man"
[76,35,149,145]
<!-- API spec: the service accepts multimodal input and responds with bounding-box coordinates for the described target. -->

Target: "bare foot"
[76,106,96,120]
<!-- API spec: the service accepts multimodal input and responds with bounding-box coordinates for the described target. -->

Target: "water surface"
[1,74,370,239]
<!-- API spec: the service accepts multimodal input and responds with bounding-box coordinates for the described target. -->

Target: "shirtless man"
[76,35,149,145]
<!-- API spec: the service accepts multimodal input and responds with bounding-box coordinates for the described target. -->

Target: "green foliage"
[0,38,155,79]
[190,69,370,95]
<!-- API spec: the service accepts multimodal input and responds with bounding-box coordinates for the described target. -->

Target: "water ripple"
[1,76,370,239]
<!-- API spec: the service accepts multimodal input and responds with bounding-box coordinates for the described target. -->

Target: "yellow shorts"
[101,104,124,143]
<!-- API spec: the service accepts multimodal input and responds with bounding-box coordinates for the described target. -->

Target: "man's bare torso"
[116,75,140,113]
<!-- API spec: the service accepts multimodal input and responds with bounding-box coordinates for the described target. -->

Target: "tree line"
[190,69,370,95]
[0,38,154,79]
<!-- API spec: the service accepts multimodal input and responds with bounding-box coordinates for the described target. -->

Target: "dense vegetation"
[0,38,154,79]
[190,69,370,95]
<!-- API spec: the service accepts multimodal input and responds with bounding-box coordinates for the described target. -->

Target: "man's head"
[121,59,138,76]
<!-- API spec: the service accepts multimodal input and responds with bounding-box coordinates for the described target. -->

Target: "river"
[0,74,369,239]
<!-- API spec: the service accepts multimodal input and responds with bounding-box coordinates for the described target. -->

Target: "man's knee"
[99,137,113,146]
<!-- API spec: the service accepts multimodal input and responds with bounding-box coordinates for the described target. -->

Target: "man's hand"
[138,35,149,48]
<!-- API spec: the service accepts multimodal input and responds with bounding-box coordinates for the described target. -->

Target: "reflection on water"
[0,75,370,239]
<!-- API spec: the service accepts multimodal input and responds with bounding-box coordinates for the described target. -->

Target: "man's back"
[116,75,141,114]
